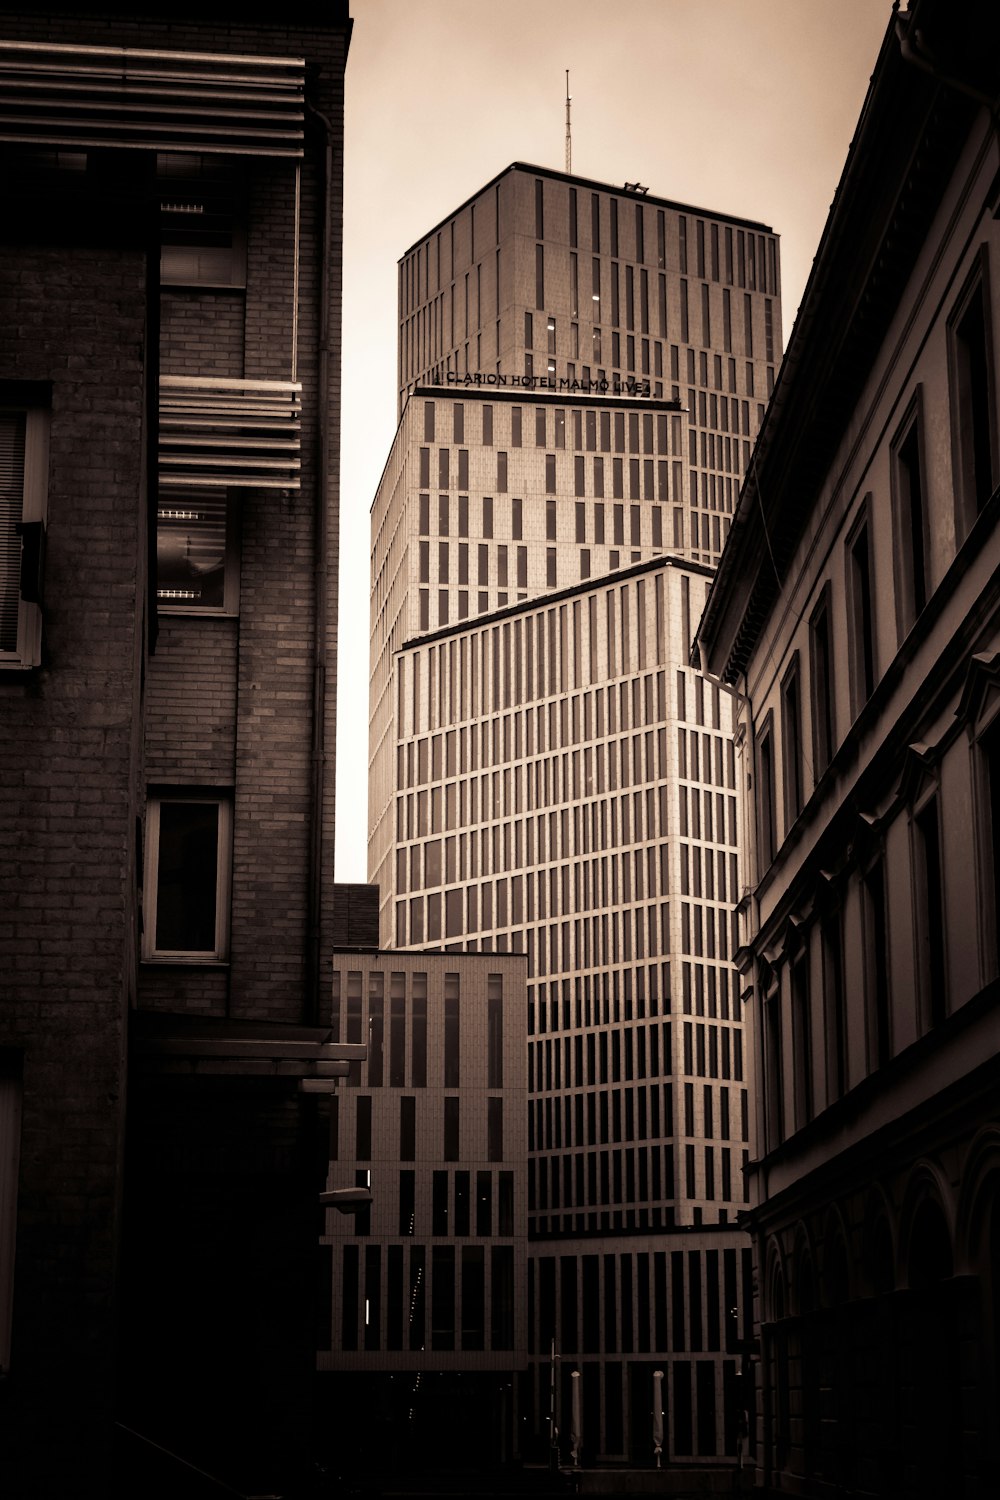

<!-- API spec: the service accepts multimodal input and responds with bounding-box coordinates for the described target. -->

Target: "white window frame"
[1,408,49,670]
[142,793,233,962]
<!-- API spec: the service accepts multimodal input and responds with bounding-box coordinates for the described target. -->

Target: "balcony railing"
[0,40,305,156]
[159,376,302,490]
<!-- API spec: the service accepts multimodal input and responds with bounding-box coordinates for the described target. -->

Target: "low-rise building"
[321,937,528,1470]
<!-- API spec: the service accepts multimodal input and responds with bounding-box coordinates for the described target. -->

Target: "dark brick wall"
[160,292,246,379]
[0,236,149,1488]
[0,8,350,1490]
[331,883,381,949]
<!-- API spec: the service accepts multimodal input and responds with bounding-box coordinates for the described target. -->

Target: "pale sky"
[334,0,895,880]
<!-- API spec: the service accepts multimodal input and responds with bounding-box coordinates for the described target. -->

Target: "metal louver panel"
[0,40,305,157]
[159,376,302,490]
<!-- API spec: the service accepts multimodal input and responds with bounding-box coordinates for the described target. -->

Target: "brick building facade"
[0,6,351,1494]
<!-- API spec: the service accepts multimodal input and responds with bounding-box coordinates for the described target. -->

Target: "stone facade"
[694,2,1000,1493]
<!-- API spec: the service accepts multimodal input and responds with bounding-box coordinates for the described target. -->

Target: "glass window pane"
[157,492,228,608]
[155,801,219,950]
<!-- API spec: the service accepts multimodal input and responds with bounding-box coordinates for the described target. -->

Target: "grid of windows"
[395,171,777,569]
[324,958,526,1371]
[389,562,746,1237]
[525,1243,753,1460]
[380,166,778,1465]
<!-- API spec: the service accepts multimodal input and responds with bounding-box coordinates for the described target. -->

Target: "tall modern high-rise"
[368,164,781,1463]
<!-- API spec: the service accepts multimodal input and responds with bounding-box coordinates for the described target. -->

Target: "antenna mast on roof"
[565,70,572,174]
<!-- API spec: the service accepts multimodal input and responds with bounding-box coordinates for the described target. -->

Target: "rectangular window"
[432,1246,456,1349]
[949,252,997,537]
[790,948,812,1127]
[913,795,947,1030]
[756,716,777,871]
[476,1170,492,1236]
[497,451,508,492]
[847,506,877,714]
[863,860,892,1069]
[822,909,847,1102]
[461,1244,485,1349]
[356,1095,371,1160]
[763,981,783,1151]
[0,406,48,667]
[143,793,232,960]
[545,454,556,494]
[157,489,238,614]
[159,158,247,287]
[892,397,930,638]
[781,658,803,828]
[535,244,545,310]
[444,985,460,1086]
[488,979,503,1087]
[491,1245,514,1348]
[412,987,427,1087]
[809,587,835,779]
[399,1169,415,1236]
[433,1169,449,1235]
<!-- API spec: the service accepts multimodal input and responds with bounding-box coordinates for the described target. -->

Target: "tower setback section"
[367,160,781,1466]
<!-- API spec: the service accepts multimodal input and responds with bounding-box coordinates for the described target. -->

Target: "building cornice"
[696,0,996,685]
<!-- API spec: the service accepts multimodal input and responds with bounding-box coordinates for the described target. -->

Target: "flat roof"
[402,159,775,261]
[399,551,715,654]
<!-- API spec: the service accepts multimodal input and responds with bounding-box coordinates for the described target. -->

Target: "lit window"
[0,406,48,670]
[156,489,237,612]
[143,793,232,961]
